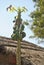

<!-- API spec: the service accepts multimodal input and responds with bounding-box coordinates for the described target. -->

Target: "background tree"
[30,0,44,42]
[7,5,28,65]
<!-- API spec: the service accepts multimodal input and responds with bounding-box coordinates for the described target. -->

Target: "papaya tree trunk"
[16,40,21,65]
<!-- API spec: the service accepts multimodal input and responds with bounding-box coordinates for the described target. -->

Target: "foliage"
[30,0,44,39]
[7,5,28,41]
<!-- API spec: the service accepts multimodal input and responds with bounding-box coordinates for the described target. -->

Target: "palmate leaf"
[21,7,28,12]
[23,21,29,25]
[7,5,17,12]
[17,7,27,12]
[7,5,28,13]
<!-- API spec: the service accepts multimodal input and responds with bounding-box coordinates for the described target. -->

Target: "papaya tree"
[7,5,28,65]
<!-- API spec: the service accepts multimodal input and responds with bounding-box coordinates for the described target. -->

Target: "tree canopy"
[30,0,44,39]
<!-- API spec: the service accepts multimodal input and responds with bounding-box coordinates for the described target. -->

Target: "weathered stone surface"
[0,36,44,65]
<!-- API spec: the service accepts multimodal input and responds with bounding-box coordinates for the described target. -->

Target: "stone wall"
[0,36,44,65]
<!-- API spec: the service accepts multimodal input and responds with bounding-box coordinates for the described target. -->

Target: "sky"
[0,0,44,47]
